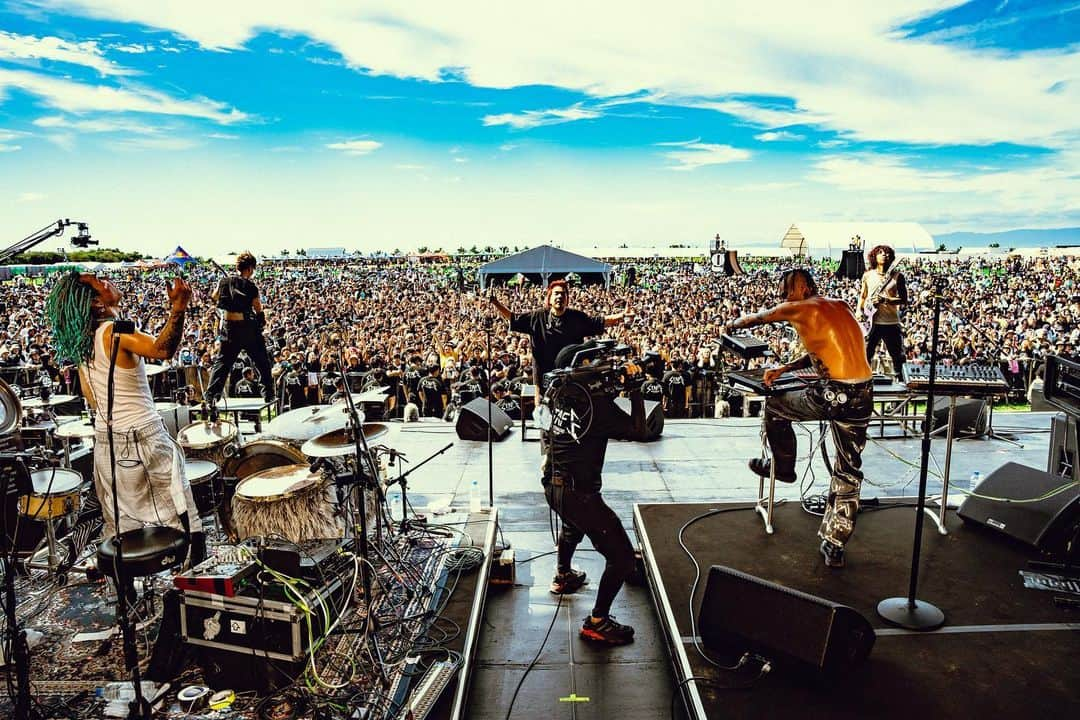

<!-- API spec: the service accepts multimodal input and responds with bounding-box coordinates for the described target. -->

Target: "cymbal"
[144,364,169,377]
[215,397,272,412]
[22,394,78,408]
[301,423,389,458]
[264,402,354,442]
[55,419,96,439]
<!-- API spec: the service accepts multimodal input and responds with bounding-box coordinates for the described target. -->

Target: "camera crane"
[1,218,97,265]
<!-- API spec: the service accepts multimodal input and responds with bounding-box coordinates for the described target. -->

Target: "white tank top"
[86,322,159,431]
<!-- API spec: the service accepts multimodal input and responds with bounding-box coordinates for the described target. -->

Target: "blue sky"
[0,0,1076,256]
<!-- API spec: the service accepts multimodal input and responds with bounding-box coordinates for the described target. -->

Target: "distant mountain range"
[934,227,1080,249]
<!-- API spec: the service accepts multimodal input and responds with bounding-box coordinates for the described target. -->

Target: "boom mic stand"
[385,443,454,534]
[878,275,946,631]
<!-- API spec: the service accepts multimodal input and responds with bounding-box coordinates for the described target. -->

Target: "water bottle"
[966,471,981,499]
[388,487,402,523]
[469,478,482,513]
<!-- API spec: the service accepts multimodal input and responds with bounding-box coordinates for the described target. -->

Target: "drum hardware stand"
[878,274,946,631]
[337,385,393,680]
[385,442,454,534]
[0,454,44,720]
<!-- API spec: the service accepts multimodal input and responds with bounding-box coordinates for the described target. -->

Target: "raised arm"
[488,289,512,321]
[112,277,191,361]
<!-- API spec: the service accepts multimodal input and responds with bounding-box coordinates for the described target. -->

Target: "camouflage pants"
[764,380,873,547]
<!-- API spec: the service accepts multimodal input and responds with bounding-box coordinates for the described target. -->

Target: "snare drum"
[155,402,191,439]
[18,468,83,520]
[178,420,238,468]
[232,465,341,543]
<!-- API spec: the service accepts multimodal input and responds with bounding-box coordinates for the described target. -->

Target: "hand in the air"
[762,367,784,387]
[168,277,192,312]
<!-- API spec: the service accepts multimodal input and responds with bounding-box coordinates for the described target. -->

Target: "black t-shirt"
[233,378,262,398]
[544,386,644,492]
[495,395,522,420]
[279,372,307,408]
[418,376,445,416]
[663,370,690,409]
[641,378,664,403]
[509,308,605,387]
[216,276,259,315]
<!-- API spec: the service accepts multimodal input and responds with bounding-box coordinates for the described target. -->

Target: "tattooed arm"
[112,278,192,361]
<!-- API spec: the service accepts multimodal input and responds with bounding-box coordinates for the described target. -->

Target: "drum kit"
[172,397,400,546]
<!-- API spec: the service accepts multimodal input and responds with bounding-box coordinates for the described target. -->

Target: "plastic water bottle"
[469,478,482,513]
[967,471,981,498]
[388,487,402,523]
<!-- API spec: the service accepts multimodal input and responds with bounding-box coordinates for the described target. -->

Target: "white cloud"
[482,106,600,129]
[0,129,25,142]
[0,68,248,124]
[0,143,21,152]
[659,141,751,171]
[755,130,805,142]
[30,2,1076,148]
[17,192,46,202]
[33,114,160,134]
[109,136,199,150]
[111,43,150,54]
[0,30,134,75]
[207,132,238,139]
[326,139,382,155]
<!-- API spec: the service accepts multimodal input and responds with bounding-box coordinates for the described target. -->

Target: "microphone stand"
[878,275,946,631]
[386,443,454,534]
[1,456,43,720]
[484,311,495,507]
[336,386,390,679]
[104,319,153,719]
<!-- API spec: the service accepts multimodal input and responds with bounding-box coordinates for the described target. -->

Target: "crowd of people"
[1,252,1077,417]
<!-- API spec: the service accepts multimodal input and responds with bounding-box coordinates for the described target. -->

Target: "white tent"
[781,222,934,258]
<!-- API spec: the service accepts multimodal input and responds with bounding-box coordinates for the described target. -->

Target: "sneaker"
[748,457,796,484]
[580,615,635,645]
[820,540,845,569]
[550,568,588,595]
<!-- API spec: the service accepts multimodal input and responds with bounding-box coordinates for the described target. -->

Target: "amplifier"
[173,552,257,597]
[180,564,351,662]
[1044,355,1080,416]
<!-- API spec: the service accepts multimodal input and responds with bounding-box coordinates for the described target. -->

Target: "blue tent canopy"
[165,246,198,266]
[478,245,611,289]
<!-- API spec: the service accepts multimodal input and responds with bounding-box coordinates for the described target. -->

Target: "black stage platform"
[634,501,1080,720]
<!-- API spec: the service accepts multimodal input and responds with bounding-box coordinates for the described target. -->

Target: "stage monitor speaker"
[958,461,1080,553]
[839,249,866,280]
[931,396,987,436]
[455,397,513,441]
[1047,413,1079,483]
[699,566,875,676]
[613,397,664,441]
[723,250,745,277]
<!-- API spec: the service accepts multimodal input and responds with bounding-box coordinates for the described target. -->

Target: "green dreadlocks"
[46,271,96,364]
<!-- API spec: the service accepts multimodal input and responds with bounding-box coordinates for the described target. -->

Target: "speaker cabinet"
[700,566,875,676]
[931,396,988,436]
[455,398,513,441]
[958,461,1080,553]
[1047,413,1079,483]
[840,249,866,280]
[613,397,664,441]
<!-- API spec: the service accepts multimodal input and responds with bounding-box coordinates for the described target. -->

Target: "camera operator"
[539,341,652,646]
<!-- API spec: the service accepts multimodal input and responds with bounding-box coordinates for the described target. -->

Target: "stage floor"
[634,501,1080,719]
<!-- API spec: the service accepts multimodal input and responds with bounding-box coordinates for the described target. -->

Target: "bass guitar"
[861,258,905,334]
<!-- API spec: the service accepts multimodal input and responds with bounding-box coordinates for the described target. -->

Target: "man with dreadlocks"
[46,272,205,569]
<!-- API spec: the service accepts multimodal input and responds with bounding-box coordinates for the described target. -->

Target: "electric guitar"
[861,258,905,333]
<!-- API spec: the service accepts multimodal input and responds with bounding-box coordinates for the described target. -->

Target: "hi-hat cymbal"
[22,394,78,408]
[301,423,389,458]
[55,418,96,439]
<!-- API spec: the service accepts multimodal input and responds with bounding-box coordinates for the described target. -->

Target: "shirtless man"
[727,268,873,568]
